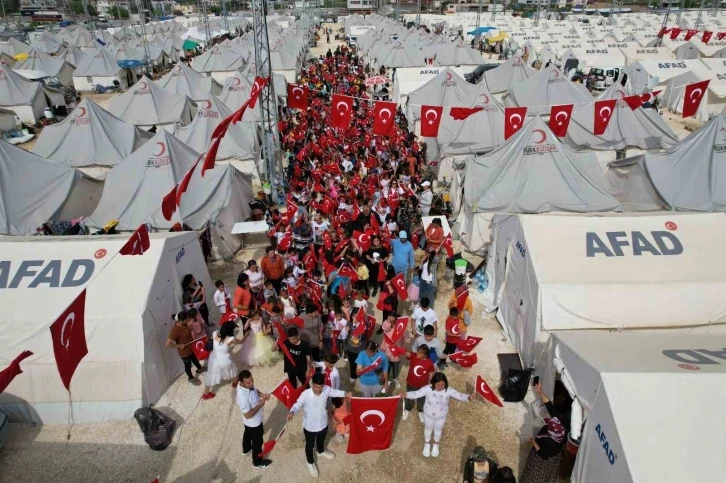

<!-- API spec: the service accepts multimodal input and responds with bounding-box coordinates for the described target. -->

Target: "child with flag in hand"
[330,397,351,443]
[313,353,340,390]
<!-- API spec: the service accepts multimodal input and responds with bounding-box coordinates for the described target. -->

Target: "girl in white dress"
[235,310,280,367]
[400,372,472,458]
[202,322,246,400]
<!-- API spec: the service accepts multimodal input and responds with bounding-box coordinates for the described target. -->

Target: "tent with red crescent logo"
[108,75,196,131]
[155,62,222,101]
[461,116,619,214]
[71,45,129,92]
[406,67,484,123]
[0,231,214,423]
[480,54,537,94]
[564,83,678,151]
[503,64,591,116]
[32,98,154,168]
[0,138,103,235]
[218,71,260,122]
[84,130,254,260]
[191,43,246,84]
[540,331,726,483]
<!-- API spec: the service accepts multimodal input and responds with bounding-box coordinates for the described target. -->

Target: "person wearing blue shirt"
[390,230,415,281]
[355,340,389,397]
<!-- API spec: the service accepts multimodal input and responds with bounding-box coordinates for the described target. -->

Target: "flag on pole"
[191,336,210,361]
[50,290,88,390]
[391,272,408,300]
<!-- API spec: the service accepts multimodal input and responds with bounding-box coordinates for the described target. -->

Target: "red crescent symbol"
[202,99,211,110]
[196,341,204,351]
[77,106,87,117]
[665,221,677,231]
[678,363,700,371]
[616,90,626,98]
[155,142,166,157]
[480,94,490,104]
[533,129,546,144]
[94,248,107,259]
[233,77,241,86]
[140,81,148,89]
[446,72,452,80]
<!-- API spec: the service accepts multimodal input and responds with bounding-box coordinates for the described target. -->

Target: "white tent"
[218,71,260,121]
[620,45,675,64]
[480,54,537,94]
[504,64,592,115]
[485,212,726,367]
[155,62,222,101]
[392,66,464,104]
[662,64,726,122]
[191,44,246,84]
[13,48,75,87]
[0,232,212,424]
[0,63,49,125]
[71,46,129,92]
[0,139,103,235]
[542,331,726,483]
[624,59,702,93]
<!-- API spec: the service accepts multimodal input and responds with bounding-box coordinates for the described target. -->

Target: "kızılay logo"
[70,106,90,125]
[586,222,683,257]
[523,129,557,155]
[146,142,171,167]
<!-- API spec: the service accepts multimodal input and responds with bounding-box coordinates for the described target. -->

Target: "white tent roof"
[191,44,245,73]
[155,62,222,101]
[72,46,122,77]
[108,75,196,128]
[624,59,702,93]
[392,66,464,104]
[545,331,726,483]
[0,232,213,424]
[504,64,592,115]
[480,54,537,94]
[218,71,260,120]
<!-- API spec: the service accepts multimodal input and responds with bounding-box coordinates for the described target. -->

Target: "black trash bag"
[499,368,533,403]
[133,406,177,451]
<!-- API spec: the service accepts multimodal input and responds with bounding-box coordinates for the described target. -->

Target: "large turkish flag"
[593,99,617,135]
[50,290,88,391]
[331,94,354,129]
[420,105,443,137]
[347,396,400,454]
[373,101,397,136]
[287,84,309,110]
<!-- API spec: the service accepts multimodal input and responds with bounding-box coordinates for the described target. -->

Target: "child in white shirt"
[334,311,349,359]
[314,353,340,390]
[213,280,231,314]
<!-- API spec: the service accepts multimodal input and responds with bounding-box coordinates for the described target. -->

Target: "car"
[465,63,499,84]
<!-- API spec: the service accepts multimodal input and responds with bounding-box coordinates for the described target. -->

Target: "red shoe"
[202,392,216,400]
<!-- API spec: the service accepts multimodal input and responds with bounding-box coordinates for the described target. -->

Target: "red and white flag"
[390,316,408,343]
[685,29,699,41]
[683,80,710,118]
[248,76,267,109]
[287,84,309,110]
[622,94,644,111]
[639,90,661,105]
[331,94,354,129]
[0,350,33,394]
[449,107,483,120]
[357,356,382,376]
[347,396,399,454]
[391,272,408,300]
[162,185,177,221]
[201,136,222,177]
[338,262,359,282]
[50,290,88,390]
[593,99,617,135]
[549,104,573,137]
[191,336,210,361]
[373,101,397,136]
[448,351,478,368]
[475,374,503,408]
[703,31,713,44]
[272,378,297,409]
[119,224,150,256]
[176,153,204,206]
[259,426,287,457]
[718,32,726,41]
[504,107,527,140]
[669,28,683,40]
[420,105,443,137]
[457,336,483,353]
[288,316,305,329]
[442,233,454,258]
[384,335,407,357]
[353,230,371,252]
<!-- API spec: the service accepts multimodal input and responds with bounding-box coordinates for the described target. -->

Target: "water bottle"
[481,272,489,291]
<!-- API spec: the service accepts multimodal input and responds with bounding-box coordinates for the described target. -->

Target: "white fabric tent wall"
[0,232,212,424]
[392,66,464,104]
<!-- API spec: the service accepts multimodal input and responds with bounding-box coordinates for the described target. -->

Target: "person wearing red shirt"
[444,307,462,363]
[233,273,253,318]
[401,345,435,422]
[261,246,286,292]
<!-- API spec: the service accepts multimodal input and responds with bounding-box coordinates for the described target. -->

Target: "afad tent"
[542,332,726,483]
[607,114,726,212]
[32,98,153,168]
[155,62,222,101]
[0,232,213,424]
[564,83,678,151]
[662,65,726,122]
[71,46,130,92]
[191,43,246,84]
[108,76,196,131]
[479,54,537,94]
[0,139,103,235]
[13,47,75,87]
[84,130,253,260]
[392,66,464,104]
[173,94,260,183]
[406,67,484,122]
[484,213,726,367]
[504,64,592,115]
[0,63,50,124]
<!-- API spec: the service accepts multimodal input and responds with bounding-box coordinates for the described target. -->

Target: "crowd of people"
[161,37,571,483]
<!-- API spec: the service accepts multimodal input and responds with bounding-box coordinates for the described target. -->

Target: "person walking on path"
[400,372,472,458]
[283,327,313,388]
[390,230,415,281]
[261,246,286,292]
[166,311,203,382]
[288,373,351,477]
[236,370,272,469]
[202,321,247,400]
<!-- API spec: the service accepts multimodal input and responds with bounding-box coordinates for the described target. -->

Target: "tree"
[210,6,221,15]
[71,0,98,16]
[108,6,130,18]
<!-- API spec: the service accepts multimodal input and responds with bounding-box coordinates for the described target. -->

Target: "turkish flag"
[323,230,332,250]
[353,230,371,251]
[390,317,408,343]
[718,32,726,41]
[449,107,483,120]
[277,231,293,251]
[176,153,203,206]
[338,263,359,282]
[352,320,366,337]
[504,107,527,140]
[703,31,713,44]
[548,104,573,137]
[347,396,399,454]
[685,29,699,41]
[622,94,644,110]
[593,99,617,135]
[457,336,483,353]
[248,76,267,109]
[384,335,407,357]
[683,80,710,118]
[119,224,150,255]
[259,426,286,457]
[442,233,454,258]
[287,84,309,110]
[191,336,210,361]
[638,90,661,106]
[391,272,408,300]
[162,185,177,221]
[373,101,397,136]
[357,356,382,376]
[331,94,354,129]
[201,136,222,177]
[272,378,297,409]
[0,350,33,394]
[448,351,478,368]
[212,101,244,139]
[669,28,683,40]
[50,290,88,390]
[475,375,503,408]
[657,27,670,38]
[288,316,305,329]
[420,105,443,137]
